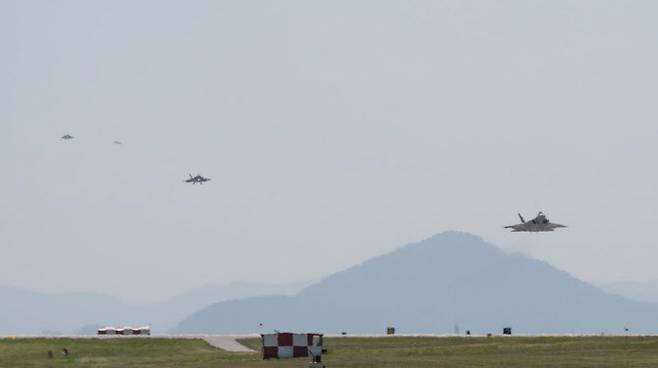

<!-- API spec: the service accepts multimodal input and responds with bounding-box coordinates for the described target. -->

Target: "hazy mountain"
[0,286,133,335]
[143,281,312,331]
[0,281,309,335]
[175,232,658,334]
[599,280,658,305]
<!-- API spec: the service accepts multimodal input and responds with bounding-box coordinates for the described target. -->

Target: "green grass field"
[2,336,658,367]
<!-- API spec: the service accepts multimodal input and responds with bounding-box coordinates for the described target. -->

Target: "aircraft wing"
[548,223,567,229]
[504,224,526,232]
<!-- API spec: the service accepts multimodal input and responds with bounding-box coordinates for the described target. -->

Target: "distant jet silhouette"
[185,174,211,184]
[504,212,567,232]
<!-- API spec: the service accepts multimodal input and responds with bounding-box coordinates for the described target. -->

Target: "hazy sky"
[2,0,658,303]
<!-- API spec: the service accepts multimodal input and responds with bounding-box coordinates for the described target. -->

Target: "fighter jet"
[61,134,74,140]
[185,174,211,184]
[113,140,122,145]
[504,212,566,232]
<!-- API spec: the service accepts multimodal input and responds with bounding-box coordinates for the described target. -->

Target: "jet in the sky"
[185,174,211,184]
[61,134,74,140]
[113,140,122,145]
[504,212,566,232]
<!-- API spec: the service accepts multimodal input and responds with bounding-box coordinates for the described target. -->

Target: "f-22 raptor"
[504,212,566,232]
[185,174,211,184]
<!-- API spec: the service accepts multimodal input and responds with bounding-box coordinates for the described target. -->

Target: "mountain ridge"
[175,231,658,334]
[0,281,309,335]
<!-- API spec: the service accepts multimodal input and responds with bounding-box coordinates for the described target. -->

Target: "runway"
[201,336,255,352]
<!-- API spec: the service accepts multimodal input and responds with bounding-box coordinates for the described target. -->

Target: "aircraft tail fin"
[518,213,525,223]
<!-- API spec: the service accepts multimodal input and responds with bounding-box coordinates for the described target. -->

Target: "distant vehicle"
[185,174,211,184]
[97,325,151,336]
[504,212,566,232]
[61,134,74,140]
[113,140,122,145]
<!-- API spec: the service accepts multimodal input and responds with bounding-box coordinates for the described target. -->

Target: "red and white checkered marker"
[261,332,323,359]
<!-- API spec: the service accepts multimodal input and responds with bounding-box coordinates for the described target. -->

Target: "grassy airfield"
[3,336,658,367]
